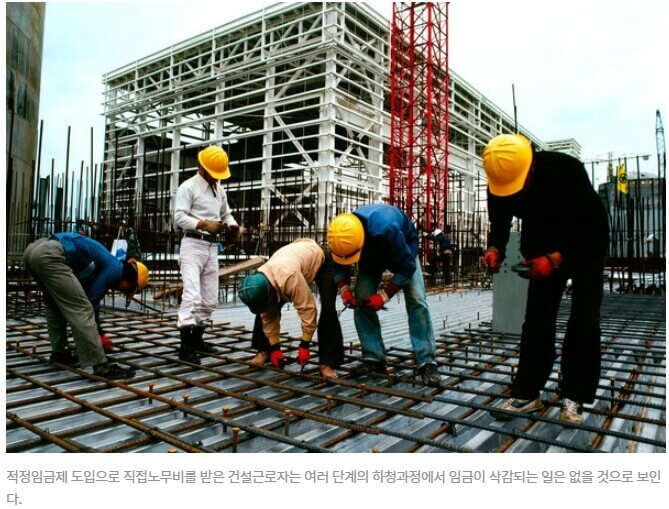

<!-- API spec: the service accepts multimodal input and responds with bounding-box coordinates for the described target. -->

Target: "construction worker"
[426,226,456,284]
[237,238,344,378]
[23,232,148,379]
[481,134,609,423]
[174,145,241,364]
[327,204,441,386]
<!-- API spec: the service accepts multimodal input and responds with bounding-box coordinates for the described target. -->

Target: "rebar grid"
[6,292,665,453]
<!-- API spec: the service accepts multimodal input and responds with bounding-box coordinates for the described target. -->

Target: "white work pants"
[177,237,219,328]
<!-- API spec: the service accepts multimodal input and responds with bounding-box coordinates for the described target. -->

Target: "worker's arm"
[219,187,238,228]
[486,190,515,260]
[381,223,416,287]
[329,261,352,287]
[280,271,317,342]
[86,267,120,333]
[173,183,200,231]
[260,307,282,347]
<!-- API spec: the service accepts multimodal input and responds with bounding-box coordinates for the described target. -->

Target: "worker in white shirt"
[173,145,242,364]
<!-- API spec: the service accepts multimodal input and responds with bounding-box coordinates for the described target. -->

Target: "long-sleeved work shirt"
[173,173,237,234]
[331,204,419,287]
[258,239,325,344]
[52,232,123,318]
[487,151,609,266]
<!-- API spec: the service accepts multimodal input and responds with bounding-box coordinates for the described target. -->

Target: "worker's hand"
[363,293,385,311]
[481,247,501,273]
[270,348,285,368]
[297,341,311,366]
[519,252,562,279]
[198,219,223,235]
[339,284,358,309]
[222,223,244,243]
[100,335,113,353]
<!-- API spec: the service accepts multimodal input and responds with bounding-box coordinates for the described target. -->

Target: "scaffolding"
[389,2,450,240]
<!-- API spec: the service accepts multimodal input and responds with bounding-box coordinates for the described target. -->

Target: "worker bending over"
[238,238,344,378]
[482,134,609,423]
[174,145,241,364]
[23,232,148,379]
[327,204,441,386]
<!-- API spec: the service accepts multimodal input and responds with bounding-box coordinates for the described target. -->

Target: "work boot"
[490,398,543,420]
[93,363,135,380]
[49,348,79,366]
[559,398,584,424]
[350,360,387,376]
[419,363,441,387]
[192,326,216,354]
[178,327,201,365]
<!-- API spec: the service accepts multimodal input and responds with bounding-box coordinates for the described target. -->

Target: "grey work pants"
[23,237,107,368]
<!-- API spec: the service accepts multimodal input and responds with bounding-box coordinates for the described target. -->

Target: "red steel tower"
[389,2,449,241]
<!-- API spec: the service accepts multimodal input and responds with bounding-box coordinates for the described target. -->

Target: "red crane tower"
[389,2,450,244]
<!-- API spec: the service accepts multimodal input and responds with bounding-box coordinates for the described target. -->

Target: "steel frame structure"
[100,2,545,260]
[101,3,388,251]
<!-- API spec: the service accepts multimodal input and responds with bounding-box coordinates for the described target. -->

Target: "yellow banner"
[616,164,629,194]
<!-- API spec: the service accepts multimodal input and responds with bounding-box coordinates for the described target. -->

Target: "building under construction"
[5,2,666,454]
[99,2,543,264]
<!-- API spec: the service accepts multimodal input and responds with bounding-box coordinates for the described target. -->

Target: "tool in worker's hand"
[511,263,531,274]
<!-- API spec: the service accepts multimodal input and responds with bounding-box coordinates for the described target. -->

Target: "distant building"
[545,138,581,159]
[598,178,665,259]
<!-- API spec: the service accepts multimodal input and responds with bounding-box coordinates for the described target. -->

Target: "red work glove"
[482,247,501,272]
[297,341,311,366]
[364,293,385,311]
[270,348,285,368]
[520,252,562,279]
[338,283,358,309]
[100,335,113,353]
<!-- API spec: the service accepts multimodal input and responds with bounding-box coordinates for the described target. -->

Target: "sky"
[36,0,669,188]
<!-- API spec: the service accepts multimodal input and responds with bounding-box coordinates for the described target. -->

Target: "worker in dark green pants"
[23,233,148,379]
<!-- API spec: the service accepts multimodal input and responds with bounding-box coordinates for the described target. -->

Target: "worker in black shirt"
[481,134,609,424]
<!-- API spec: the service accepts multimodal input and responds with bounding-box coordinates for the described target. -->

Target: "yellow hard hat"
[327,213,364,265]
[133,260,149,291]
[198,145,230,180]
[482,134,533,196]
[123,259,149,307]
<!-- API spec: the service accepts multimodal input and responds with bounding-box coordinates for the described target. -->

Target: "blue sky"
[37,0,669,187]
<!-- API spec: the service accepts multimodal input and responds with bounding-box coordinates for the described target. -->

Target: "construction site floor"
[5,290,665,453]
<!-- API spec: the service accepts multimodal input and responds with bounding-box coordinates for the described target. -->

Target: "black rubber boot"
[192,326,216,354]
[419,363,441,387]
[93,363,135,380]
[350,360,387,376]
[178,327,201,365]
[49,348,79,366]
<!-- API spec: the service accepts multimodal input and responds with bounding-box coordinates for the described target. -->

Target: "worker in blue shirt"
[23,233,149,379]
[327,204,440,386]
